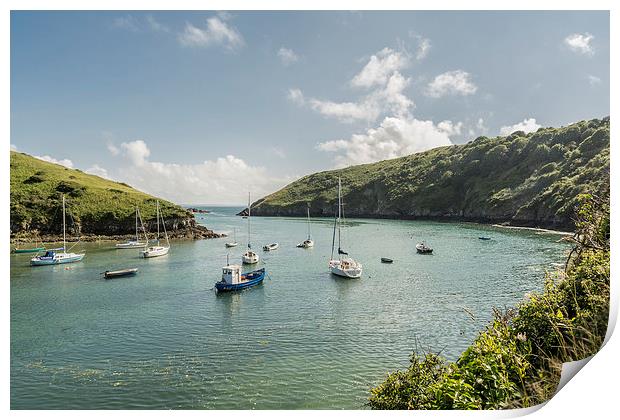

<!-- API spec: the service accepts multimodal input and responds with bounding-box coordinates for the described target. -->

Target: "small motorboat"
[104,268,138,279]
[297,239,314,248]
[13,247,46,254]
[479,236,492,241]
[381,257,393,263]
[416,242,433,254]
[215,265,265,292]
[263,243,279,251]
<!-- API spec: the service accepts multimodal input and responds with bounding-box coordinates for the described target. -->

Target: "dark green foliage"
[368,192,610,409]
[253,118,609,229]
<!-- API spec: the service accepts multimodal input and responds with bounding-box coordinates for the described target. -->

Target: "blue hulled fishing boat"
[215,264,265,292]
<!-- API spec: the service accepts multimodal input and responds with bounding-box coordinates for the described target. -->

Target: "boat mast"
[161,202,170,247]
[62,195,66,252]
[135,206,138,241]
[337,178,342,259]
[156,200,160,245]
[247,192,251,249]
[307,205,311,240]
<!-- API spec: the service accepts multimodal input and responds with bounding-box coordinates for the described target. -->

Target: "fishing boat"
[263,243,279,251]
[225,228,238,248]
[328,178,363,278]
[381,257,394,263]
[416,242,433,254]
[242,193,260,265]
[116,207,147,249]
[141,200,170,258]
[215,262,265,292]
[296,205,314,248]
[104,268,138,279]
[30,196,85,266]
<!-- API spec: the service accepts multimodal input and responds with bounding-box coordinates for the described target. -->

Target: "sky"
[10,11,610,205]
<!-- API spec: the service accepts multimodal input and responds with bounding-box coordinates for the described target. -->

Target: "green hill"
[250,117,609,230]
[10,151,213,239]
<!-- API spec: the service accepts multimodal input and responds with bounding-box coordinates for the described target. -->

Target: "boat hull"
[225,243,238,248]
[115,242,146,249]
[141,246,170,258]
[215,268,265,292]
[30,253,85,266]
[329,260,362,278]
[263,243,279,251]
[242,252,259,264]
[13,247,46,254]
[104,268,138,278]
[297,240,314,248]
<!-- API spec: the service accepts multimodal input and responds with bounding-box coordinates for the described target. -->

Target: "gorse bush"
[369,192,610,409]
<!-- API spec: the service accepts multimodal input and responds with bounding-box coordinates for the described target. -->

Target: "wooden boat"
[31,196,85,266]
[242,193,260,265]
[141,200,170,258]
[13,247,46,254]
[297,205,314,248]
[215,265,265,292]
[328,178,362,278]
[416,242,433,254]
[479,236,492,241]
[116,207,147,248]
[381,257,393,263]
[263,243,279,251]
[104,268,138,279]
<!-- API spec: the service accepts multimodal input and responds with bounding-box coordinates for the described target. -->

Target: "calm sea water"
[11,207,570,409]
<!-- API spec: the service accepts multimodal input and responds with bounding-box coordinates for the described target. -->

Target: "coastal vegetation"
[250,117,609,230]
[368,191,610,409]
[10,151,218,240]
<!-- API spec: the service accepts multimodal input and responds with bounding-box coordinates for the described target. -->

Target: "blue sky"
[11,11,609,204]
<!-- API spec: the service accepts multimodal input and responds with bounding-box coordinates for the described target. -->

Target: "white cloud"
[86,164,110,179]
[287,88,306,106]
[178,16,244,50]
[499,118,542,136]
[107,142,120,156]
[588,75,601,86]
[112,15,139,32]
[425,70,478,98]
[564,32,595,55]
[271,147,286,158]
[309,97,381,123]
[146,15,170,33]
[34,155,74,169]
[351,47,408,88]
[115,140,291,205]
[277,47,299,66]
[416,37,431,60]
[10,144,17,151]
[437,120,463,137]
[317,116,453,167]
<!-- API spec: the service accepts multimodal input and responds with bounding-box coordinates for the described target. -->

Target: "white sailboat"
[141,200,170,258]
[328,178,362,278]
[297,205,314,248]
[30,195,85,266]
[225,228,238,248]
[242,192,259,264]
[115,206,147,249]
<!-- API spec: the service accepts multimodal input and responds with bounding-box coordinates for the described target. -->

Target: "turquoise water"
[10,207,570,409]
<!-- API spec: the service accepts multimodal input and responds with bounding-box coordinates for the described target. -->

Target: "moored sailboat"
[115,206,147,249]
[225,228,238,248]
[296,205,314,248]
[242,192,260,264]
[30,195,85,266]
[328,178,362,278]
[141,200,170,258]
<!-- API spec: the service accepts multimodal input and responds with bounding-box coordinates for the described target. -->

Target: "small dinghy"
[478,236,492,241]
[104,268,138,279]
[416,242,433,254]
[13,247,46,254]
[263,243,279,251]
[215,264,265,292]
[381,257,393,263]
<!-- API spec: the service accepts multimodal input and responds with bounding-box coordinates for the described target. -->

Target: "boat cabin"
[221,265,242,285]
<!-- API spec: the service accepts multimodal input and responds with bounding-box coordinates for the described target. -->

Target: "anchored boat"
[296,205,314,248]
[141,200,170,258]
[225,228,239,248]
[116,206,147,249]
[242,192,260,265]
[328,178,363,279]
[104,268,138,279]
[416,242,433,254]
[263,243,279,251]
[215,263,265,292]
[30,195,85,266]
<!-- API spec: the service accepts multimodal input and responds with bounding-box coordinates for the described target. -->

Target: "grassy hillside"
[10,151,191,237]
[251,117,609,229]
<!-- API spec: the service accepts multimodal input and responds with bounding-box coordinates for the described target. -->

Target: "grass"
[252,117,609,230]
[10,151,190,235]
